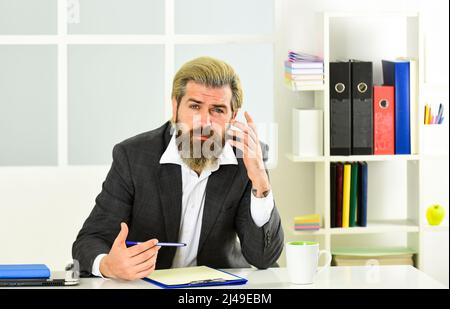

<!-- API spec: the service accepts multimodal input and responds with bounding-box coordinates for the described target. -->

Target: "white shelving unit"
[287,12,449,271]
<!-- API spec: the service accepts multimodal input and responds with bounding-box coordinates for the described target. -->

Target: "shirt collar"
[159,133,238,166]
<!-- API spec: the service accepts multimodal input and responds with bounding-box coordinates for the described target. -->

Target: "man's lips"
[197,135,210,141]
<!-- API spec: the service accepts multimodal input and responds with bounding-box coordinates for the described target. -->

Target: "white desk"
[62,266,446,289]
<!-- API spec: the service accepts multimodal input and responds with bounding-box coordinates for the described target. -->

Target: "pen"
[126,241,186,247]
[436,104,442,123]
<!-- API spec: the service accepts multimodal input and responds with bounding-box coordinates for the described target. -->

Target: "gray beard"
[173,123,226,173]
[181,156,217,173]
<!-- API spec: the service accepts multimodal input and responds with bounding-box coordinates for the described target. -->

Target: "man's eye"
[190,104,200,110]
[213,108,224,113]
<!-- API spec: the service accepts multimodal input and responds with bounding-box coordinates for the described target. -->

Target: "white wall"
[272,0,449,286]
[0,166,108,269]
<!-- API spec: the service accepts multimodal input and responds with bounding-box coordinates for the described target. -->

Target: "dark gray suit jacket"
[72,121,284,276]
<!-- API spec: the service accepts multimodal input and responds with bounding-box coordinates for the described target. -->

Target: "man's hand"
[227,111,271,197]
[99,222,160,280]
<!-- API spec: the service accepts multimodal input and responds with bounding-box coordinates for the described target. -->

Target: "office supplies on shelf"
[0,264,51,279]
[144,266,247,288]
[336,163,344,228]
[382,60,411,154]
[374,85,395,155]
[424,103,445,125]
[294,214,321,230]
[285,79,324,89]
[285,60,323,69]
[349,162,359,227]
[397,57,419,154]
[285,73,324,81]
[330,61,352,155]
[342,163,352,228]
[287,51,323,62]
[351,60,374,155]
[331,162,368,228]
[357,162,368,227]
[292,109,323,156]
[284,66,324,75]
[332,247,416,266]
[285,51,324,90]
[330,163,337,228]
[437,103,444,124]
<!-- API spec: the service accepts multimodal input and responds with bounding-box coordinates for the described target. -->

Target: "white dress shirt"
[92,134,274,276]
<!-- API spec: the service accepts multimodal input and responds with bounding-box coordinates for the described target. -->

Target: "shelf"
[324,11,419,18]
[421,154,449,161]
[421,225,449,232]
[293,220,420,236]
[330,220,420,235]
[328,155,421,162]
[293,228,327,236]
[286,154,325,162]
[287,154,421,163]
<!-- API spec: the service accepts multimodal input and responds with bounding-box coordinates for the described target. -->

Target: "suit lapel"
[198,164,239,254]
[156,123,182,245]
[157,164,182,244]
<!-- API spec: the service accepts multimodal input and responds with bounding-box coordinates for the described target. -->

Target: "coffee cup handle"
[317,250,332,274]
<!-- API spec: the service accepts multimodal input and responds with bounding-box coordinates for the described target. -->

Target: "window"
[0,0,274,166]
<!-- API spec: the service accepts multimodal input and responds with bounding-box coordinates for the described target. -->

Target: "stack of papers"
[294,214,321,231]
[285,51,324,90]
[144,266,247,288]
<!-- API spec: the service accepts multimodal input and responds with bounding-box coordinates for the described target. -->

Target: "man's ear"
[171,97,178,123]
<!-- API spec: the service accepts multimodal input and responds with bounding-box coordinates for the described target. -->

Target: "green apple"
[426,204,446,226]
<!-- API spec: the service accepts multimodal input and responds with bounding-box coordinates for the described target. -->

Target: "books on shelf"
[332,247,416,266]
[294,214,321,231]
[285,51,324,90]
[330,60,374,155]
[382,60,411,155]
[329,58,418,156]
[288,50,323,62]
[285,60,323,69]
[285,73,324,81]
[331,162,368,228]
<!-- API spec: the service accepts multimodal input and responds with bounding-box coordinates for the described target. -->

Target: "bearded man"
[72,56,284,280]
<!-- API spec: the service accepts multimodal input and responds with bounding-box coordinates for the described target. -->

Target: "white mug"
[286,241,332,285]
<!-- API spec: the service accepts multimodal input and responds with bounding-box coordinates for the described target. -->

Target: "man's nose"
[198,110,212,127]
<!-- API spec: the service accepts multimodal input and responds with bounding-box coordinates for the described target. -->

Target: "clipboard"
[143,266,247,288]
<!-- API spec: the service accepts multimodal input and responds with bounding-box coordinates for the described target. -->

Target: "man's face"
[172,81,237,170]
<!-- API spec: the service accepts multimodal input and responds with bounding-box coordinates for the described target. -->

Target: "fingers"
[127,238,159,257]
[230,122,257,144]
[130,245,160,265]
[133,252,158,273]
[227,128,256,149]
[228,139,256,159]
[113,222,129,248]
[244,111,258,137]
[244,111,253,122]
[135,264,156,279]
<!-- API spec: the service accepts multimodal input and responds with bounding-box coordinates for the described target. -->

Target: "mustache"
[175,125,229,140]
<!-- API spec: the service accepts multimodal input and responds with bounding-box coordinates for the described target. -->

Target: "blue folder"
[143,267,247,289]
[0,264,51,279]
[382,60,411,154]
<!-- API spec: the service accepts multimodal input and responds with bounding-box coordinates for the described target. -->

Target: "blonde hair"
[171,56,243,112]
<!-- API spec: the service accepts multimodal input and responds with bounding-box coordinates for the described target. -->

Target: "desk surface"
[60,266,446,289]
